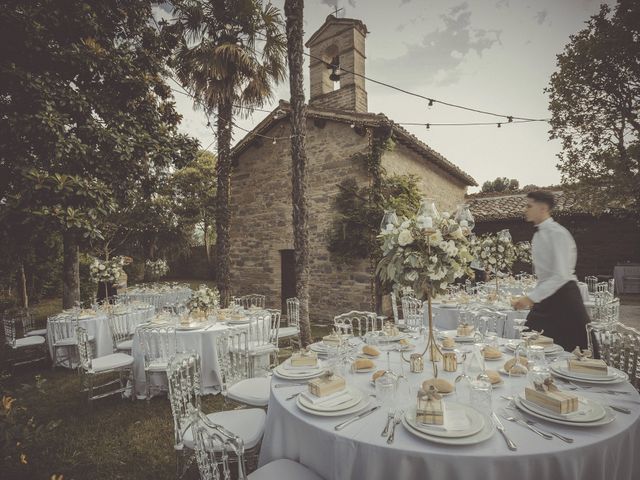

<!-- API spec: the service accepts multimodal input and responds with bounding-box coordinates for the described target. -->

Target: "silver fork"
[387,410,403,444]
[500,410,552,439]
[381,410,395,437]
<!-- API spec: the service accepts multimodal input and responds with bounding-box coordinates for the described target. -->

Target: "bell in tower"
[305,14,368,113]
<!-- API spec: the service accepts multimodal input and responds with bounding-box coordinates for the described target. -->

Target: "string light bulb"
[350,123,355,128]
[426,123,430,130]
[497,123,502,128]
[428,99,434,107]
[272,138,277,144]
[507,116,513,123]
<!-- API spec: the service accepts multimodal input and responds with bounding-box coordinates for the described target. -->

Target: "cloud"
[369,3,501,87]
[495,0,509,8]
[319,0,356,10]
[535,10,549,25]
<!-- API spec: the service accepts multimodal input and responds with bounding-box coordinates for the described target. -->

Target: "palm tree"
[168,0,287,306]
[284,0,312,346]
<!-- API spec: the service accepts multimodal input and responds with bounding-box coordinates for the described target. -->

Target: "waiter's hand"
[512,296,534,310]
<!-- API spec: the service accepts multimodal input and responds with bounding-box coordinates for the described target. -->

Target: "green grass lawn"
[1,281,329,480]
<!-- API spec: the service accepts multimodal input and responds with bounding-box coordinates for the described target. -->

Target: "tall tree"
[546,0,639,215]
[284,0,312,346]
[169,150,217,263]
[0,1,197,307]
[166,0,287,307]
[481,177,520,193]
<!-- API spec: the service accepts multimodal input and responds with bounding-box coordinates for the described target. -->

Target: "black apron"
[525,281,589,351]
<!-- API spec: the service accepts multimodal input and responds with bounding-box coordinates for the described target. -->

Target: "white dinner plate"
[377,334,409,343]
[401,414,495,445]
[296,397,371,417]
[517,394,606,423]
[550,361,628,383]
[226,318,251,324]
[404,403,485,438]
[438,330,475,343]
[273,364,326,380]
[505,342,564,355]
[498,368,526,377]
[514,396,615,427]
[297,387,363,412]
[176,323,206,330]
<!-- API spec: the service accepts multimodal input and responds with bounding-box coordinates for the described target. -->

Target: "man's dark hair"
[526,190,555,210]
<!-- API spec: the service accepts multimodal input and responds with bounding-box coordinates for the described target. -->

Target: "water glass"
[470,378,493,415]
[375,374,397,408]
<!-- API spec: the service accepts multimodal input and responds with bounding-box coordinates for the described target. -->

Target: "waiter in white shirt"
[512,190,589,350]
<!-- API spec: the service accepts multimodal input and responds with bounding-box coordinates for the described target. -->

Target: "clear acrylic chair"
[280,297,301,348]
[585,276,598,294]
[333,311,379,337]
[75,326,133,403]
[607,278,616,295]
[190,410,322,480]
[217,328,270,408]
[3,313,47,369]
[400,297,423,331]
[246,311,279,377]
[107,312,134,353]
[17,309,48,337]
[138,324,177,400]
[588,323,640,391]
[236,294,266,310]
[48,314,95,369]
[167,353,266,478]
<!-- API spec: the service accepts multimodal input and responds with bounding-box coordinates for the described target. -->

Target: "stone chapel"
[228,14,476,322]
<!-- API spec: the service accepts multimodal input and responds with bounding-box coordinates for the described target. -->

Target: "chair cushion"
[25,328,48,337]
[183,408,266,450]
[14,336,46,348]
[116,339,133,351]
[248,459,324,480]
[146,360,168,372]
[278,326,299,339]
[54,335,95,347]
[227,377,270,407]
[91,353,134,373]
[248,342,278,355]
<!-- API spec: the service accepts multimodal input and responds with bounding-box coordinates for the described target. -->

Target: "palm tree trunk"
[285,0,312,347]
[62,230,80,309]
[215,99,233,307]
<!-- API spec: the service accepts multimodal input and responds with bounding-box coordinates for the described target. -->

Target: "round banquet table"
[259,339,640,480]
[130,314,271,399]
[124,285,192,309]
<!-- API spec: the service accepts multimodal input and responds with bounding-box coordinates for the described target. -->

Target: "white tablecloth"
[46,305,155,367]
[260,340,640,480]
[614,265,640,294]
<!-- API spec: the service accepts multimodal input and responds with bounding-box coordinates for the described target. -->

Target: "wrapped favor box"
[567,358,608,375]
[291,351,318,367]
[525,386,578,414]
[308,374,346,397]
[416,387,444,425]
[457,324,475,337]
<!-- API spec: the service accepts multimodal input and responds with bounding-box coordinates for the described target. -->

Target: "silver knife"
[492,412,517,451]
[335,406,380,431]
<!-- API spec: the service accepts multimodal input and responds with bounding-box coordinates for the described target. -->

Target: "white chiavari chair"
[107,311,134,353]
[167,353,266,478]
[585,276,598,294]
[75,326,133,404]
[246,310,279,377]
[236,294,265,310]
[18,309,48,337]
[138,324,176,400]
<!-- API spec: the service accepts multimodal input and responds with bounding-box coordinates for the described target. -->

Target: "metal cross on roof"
[332,6,344,17]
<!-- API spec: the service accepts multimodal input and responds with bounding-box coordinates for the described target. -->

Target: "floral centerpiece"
[515,241,532,265]
[89,256,127,302]
[473,230,517,275]
[187,285,220,320]
[377,200,474,376]
[145,259,169,280]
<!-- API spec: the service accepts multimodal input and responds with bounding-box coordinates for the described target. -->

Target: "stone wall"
[229,118,373,323]
[229,118,471,323]
[381,141,467,212]
[473,214,640,279]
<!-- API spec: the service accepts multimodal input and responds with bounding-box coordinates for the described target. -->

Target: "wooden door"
[280,250,296,314]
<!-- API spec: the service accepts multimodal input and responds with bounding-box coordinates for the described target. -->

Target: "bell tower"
[305,15,368,112]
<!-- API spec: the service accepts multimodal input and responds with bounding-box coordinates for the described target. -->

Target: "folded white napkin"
[419,404,471,432]
[300,388,351,406]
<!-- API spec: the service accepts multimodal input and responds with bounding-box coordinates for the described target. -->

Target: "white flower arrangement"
[89,256,125,284]
[377,209,474,298]
[471,232,517,274]
[515,241,532,265]
[145,259,169,279]
[187,285,220,313]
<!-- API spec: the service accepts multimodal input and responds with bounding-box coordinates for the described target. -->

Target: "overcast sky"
[158,0,614,191]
